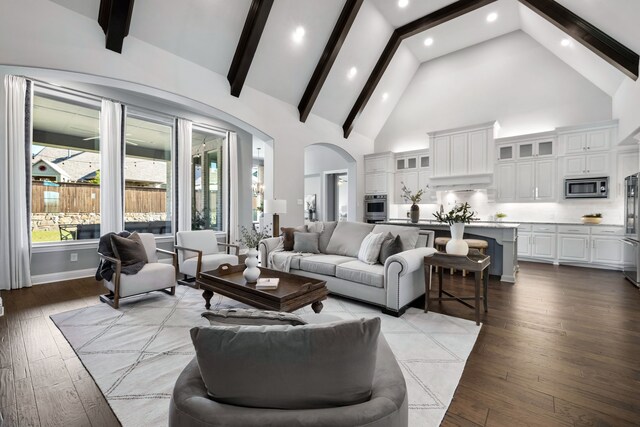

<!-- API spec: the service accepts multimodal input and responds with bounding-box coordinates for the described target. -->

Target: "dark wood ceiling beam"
[518,0,638,81]
[298,0,364,122]
[98,0,135,54]
[227,0,274,97]
[342,0,497,138]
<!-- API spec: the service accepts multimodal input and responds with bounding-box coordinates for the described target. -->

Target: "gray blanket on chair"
[95,231,146,282]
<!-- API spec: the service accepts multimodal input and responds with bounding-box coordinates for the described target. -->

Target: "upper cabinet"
[365,153,393,174]
[364,153,394,195]
[429,122,496,179]
[558,121,616,155]
[393,149,432,203]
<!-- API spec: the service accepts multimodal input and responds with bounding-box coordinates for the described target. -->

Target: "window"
[192,128,225,231]
[31,94,101,242]
[124,111,174,235]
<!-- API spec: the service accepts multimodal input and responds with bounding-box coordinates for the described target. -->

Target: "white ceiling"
[47,0,640,138]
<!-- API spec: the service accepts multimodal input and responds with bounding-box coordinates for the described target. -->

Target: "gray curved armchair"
[169,332,407,427]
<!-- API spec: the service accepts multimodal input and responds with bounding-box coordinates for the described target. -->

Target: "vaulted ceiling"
[50,0,640,140]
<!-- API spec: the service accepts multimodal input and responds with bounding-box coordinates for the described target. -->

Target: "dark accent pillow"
[110,232,148,266]
[201,309,307,326]
[190,317,380,409]
[379,234,403,264]
[281,225,307,251]
[293,232,320,253]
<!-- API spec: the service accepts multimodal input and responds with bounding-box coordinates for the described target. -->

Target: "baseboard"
[31,268,96,285]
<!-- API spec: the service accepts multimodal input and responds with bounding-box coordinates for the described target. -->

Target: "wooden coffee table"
[196,264,328,313]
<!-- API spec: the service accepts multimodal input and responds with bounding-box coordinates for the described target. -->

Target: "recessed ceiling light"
[561,38,572,47]
[347,67,357,79]
[292,26,305,44]
[423,37,434,47]
[382,92,389,101]
[486,12,498,22]
[398,0,409,8]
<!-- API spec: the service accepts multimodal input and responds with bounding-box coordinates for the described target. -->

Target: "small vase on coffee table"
[243,248,261,283]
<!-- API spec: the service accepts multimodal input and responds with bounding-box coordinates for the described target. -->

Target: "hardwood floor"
[0,262,639,426]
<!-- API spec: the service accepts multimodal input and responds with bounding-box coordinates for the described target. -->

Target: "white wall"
[375,31,613,153]
[613,79,640,143]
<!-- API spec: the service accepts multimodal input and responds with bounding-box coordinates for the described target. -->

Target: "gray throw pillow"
[110,232,148,266]
[318,221,337,253]
[325,222,375,257]
[379,234,403,264]
[190,317,381,410]
[293,231,320,253]
[202,309,307,326]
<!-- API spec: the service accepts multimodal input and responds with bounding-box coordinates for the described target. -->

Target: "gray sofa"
[259,221,435,316]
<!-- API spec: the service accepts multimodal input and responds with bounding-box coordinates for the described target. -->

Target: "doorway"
[326,172,348,222]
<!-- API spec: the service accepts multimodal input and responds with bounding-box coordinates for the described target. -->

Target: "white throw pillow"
[357,232,385,265]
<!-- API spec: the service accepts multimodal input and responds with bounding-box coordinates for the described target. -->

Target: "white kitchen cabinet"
[535,160,555,201]
[433,136,450,177]
[450,134,468,176]
[558,234,590,262]
[518,233,532,257]
[516,161,535,201]
[497,144,515,162]
[560,126,615,154]
[563,152,609,177]
[532,233,556,259]
[517,140,554,160]
[394,171,418,203]
[396,156,418,171]
[496,163,516,202]
[468,130,488,174]
[591,237,623,265]
[365,173,388,195]
[419,154,431,169]
[365,157,387,173]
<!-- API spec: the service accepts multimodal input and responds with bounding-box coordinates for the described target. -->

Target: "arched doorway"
[304,143,357,222]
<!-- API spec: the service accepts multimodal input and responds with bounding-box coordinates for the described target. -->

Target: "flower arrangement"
[400,182,427,204]
[495,212,507,220]
[238,225,272,249]
[433,202,476,225]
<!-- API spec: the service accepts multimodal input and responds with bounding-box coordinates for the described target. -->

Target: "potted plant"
[400,182,428,223]
[495,212,507,222]
[238,225,272,283]
[581,213,603,224]
[433,202,476,255]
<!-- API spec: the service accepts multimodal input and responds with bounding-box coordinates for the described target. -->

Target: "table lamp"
[264,199,287,237]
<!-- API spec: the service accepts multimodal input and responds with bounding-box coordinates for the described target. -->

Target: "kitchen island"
[381,220,519,282]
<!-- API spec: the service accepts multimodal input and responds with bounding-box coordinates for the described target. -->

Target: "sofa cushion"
[293,231,320,253]
[181,254,238,277]
[299,255,355,276]
[176,230,219,259]
[325,222,375,257]
[202,309,307,326]
[357,232,385,265]
[335,261,385,288]
[190,317,381,409]
[316,221,338,253]
[372,225,419,251]
[271,252,302,270]
[379,234,403,265]
[281,226,307,251]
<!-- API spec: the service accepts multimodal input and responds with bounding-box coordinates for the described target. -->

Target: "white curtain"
[100,100,124,234]
[177,119,192,232]
[227,132,239,246]
[0,76,32,289]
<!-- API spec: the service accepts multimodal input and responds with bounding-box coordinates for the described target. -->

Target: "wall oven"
[564,177,609,199]
[364,195,387,224]
[623,173,639,287]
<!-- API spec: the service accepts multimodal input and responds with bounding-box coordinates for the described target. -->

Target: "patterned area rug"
[50,286,481,426]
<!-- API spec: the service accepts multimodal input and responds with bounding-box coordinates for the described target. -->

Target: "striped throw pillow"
[357,232,386,265]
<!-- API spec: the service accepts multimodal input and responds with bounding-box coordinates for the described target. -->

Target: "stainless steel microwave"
[564,177,609,199]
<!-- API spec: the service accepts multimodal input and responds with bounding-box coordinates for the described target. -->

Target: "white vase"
[243,248,261,283]
[446,223,469,256]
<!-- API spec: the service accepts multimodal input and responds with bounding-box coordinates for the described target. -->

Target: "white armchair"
[175,230,239,285]
[98,233,177,309]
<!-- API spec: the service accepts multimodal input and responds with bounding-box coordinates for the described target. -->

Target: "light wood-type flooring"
[1,262,639,426]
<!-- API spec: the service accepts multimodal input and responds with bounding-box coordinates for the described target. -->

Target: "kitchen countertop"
[385,219,519,229]
[387,219,624,227]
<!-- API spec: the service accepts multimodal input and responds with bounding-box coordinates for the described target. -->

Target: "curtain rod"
[20,75,232,135]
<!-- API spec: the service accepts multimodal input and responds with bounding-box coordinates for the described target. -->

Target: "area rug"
[50,285,481,426]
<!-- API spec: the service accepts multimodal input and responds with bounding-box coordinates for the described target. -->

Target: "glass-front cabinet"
[497,144,514,161]
[517,139,554,159]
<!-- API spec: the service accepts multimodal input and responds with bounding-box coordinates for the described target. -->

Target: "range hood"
[428,173,493,191]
